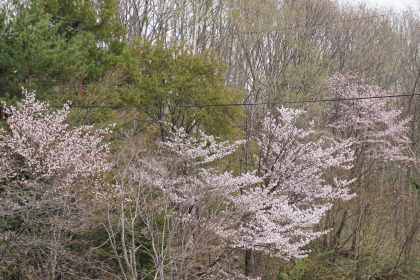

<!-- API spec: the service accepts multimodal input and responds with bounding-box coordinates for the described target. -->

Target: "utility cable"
[63,93,420,109]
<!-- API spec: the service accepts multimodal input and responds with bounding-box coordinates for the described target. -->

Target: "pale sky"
[343,0,418,11]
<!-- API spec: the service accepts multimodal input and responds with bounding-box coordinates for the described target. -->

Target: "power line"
[64,93,420,109]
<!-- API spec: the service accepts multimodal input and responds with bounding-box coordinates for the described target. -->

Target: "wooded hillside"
[0,1,418,279]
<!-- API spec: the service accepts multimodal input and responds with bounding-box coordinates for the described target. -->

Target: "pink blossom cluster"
[162,126,260,211]
[228,107,355,259]
[327,73,414,162]
[0,89,111,189]
[163,108,355,259]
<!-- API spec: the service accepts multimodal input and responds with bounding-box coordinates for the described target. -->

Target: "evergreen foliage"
[0,0,87,98]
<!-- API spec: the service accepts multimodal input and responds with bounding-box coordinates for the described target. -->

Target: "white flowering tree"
[0,90,111,188]
[148,110,355,278]
[94,106,356,279]
[327,73,413,163]
[325,74,416,280]
[0,89,112,278]
[226,107,355,276]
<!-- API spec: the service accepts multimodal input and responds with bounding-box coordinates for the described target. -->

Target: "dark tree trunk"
[245,249,255,277]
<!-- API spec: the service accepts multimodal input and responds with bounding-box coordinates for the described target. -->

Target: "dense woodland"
[0,0,419,279]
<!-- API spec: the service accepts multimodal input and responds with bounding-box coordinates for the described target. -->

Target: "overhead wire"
[63,93,420,109]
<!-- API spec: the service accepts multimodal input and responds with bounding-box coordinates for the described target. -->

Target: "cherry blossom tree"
[326,73,413,163]
[149,111,355,278]
[0,89,111,187]
[96,105,356,279]
[325,73,416,280]
[225,107,355,276]
[0,89,112,279]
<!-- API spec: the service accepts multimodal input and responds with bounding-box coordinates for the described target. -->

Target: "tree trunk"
[245,249,255,277]
[334,208,348,248]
